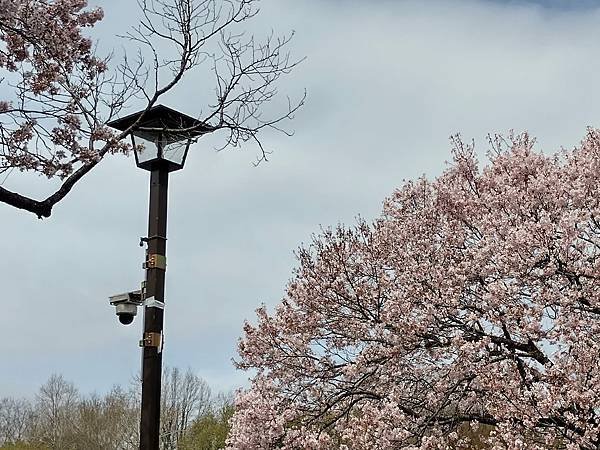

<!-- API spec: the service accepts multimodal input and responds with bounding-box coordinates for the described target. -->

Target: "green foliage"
[179,402,234,450]
[455,423,494,449]
[0,442,49,450]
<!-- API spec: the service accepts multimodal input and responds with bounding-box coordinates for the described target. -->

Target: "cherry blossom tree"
[229,130,600,449]
[0,0,303,218]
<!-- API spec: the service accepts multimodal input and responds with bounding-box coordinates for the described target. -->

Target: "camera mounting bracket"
[139,332,162,348]
[143,254,166,270]
[144,296,165,310]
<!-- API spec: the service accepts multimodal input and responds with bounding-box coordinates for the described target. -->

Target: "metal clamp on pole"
[143,254,167,270]
[139,332,162,348]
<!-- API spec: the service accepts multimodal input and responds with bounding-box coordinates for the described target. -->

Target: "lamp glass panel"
[134,135,159,164]
[161,137,188,166]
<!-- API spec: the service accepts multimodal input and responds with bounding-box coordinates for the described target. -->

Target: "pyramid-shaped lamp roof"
[107,105,211,171]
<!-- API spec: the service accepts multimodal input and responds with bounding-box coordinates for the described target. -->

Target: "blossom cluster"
[229,131,600,449]
[0,0,127,179]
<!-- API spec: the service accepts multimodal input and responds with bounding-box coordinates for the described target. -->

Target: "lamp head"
[107,105,211,172]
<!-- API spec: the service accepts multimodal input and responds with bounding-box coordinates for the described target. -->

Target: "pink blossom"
[0,0,128,179]
[229,131,600,449]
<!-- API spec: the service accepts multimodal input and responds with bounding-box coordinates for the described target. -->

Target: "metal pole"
[140,165,169,450]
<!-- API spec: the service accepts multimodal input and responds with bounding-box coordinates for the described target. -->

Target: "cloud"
[485,0,600,11]
[2,0,600,397]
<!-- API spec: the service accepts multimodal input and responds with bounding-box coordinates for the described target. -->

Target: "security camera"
[109,290,143,325]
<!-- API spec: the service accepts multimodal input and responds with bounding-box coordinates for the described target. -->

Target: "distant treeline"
[0,368,233,450]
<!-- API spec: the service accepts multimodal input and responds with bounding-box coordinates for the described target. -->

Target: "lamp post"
[107,105,209,450]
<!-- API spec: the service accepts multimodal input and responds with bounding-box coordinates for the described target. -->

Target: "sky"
[490,0,599,9]
[2,0,600,398]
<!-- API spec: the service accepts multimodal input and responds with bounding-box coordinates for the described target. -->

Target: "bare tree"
[63,387,139,450]
[0,397,35,446]
[32,374,78,449]
[160,367,211,450]
[0,0,304,218]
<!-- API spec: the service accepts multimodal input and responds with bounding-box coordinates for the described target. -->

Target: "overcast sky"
[2,0,600,398]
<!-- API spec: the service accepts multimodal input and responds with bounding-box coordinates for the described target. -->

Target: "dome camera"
[119,313,135,325]
[109,291,143,326]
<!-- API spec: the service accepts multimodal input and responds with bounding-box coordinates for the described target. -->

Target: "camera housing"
[109,291,143,325]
